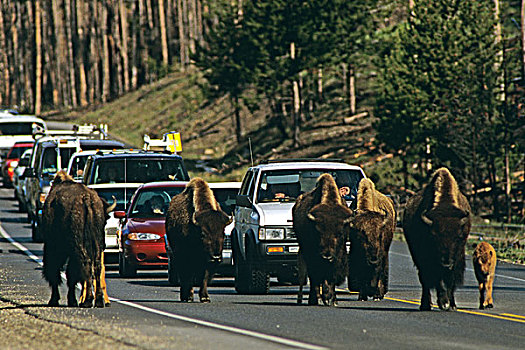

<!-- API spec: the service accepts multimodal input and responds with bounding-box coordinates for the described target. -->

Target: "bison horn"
[421,211,433,226]
[106,196,117,213]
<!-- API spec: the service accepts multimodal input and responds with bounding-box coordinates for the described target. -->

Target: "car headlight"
[259,227,285,240]
[10,161,18,168]
[127,233,161,241]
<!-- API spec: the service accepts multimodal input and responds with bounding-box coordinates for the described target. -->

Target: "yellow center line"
[337,289,525,324]
[501,313,525,320]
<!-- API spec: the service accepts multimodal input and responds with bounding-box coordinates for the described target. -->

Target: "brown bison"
[42,171,116,307]
[165,178,231,302]
[473,241,497,309]
[293,173,353,306]
[403,167,471,311]
[348,178,396,301]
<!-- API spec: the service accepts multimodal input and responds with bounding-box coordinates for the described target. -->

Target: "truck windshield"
[91,158,188,184]
[0,122,44,135]
[256,169,364,203]
[40,147,77,176]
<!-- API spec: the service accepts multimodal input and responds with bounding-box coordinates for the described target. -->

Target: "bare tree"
[35,0,43,113]
[119,0,130,91]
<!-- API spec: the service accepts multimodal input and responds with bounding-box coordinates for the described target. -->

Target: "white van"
[0,114,46,159]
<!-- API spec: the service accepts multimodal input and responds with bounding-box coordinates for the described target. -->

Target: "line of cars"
[2,114,368,293]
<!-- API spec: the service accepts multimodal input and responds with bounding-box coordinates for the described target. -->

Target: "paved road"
[0,187,524,349]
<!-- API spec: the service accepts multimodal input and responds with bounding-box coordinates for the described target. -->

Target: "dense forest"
[0,0,523,223]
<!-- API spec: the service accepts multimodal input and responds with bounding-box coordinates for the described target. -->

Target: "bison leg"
[321,281,337,306]
[65,259,82,307]
[297,254,307,304]
[436,281,453,311]
[49,285,61,307]
[198,270,211,303]
[478,281,486,309]
[486,276,494,308]
[90,251,106,308]
[308,280,320,306]
[180,276,194,303]
[100,253,110,306]
[420,285,432,311]
[447,288,457,311]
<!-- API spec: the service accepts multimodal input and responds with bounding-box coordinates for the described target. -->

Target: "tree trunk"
[233,94,242,143]
[76,0,88,106]
[65,0,78,107]
[0,2,11,105]
[291,42,300,148]
[131,0,139,89]
[159,0,169,66]
[522,0,525,84]
[53,0,69,106]
[139,0,149,82]
[10,1,20,107]
[101,0,110,102]
[119,0,130,91]
[177,0,186,70]
[89,1,100,102]
[112,1,123,96]
[24,0,35,111]
[349,64,356,115]
[35,0,43,113]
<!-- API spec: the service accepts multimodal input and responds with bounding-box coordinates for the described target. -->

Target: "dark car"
[1,140,34,187]
[82,150,189,186]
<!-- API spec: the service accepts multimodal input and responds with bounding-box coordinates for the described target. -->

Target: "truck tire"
[233,236,270,294]
[119,252,137,278]
[31,219,43,243]
[167,254,180,286]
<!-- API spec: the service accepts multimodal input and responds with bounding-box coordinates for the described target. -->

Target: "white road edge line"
[0,223,327,350]
[390,251,525,283]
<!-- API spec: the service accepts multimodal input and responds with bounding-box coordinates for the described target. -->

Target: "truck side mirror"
[236,195,253,208]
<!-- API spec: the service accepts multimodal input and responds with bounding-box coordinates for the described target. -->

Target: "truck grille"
[223,235,232,250]
[285,228,296,240]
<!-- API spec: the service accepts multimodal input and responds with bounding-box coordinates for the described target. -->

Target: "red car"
[115,181,188,277]
[1,140,34,187]
[115,180,241,279]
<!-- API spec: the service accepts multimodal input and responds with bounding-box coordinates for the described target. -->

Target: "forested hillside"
[0,0,523,223]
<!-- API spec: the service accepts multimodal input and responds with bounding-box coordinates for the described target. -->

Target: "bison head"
[193,209,232,262]
[308,203,353,263]
[421,205,470,271]
[350,210,391,267]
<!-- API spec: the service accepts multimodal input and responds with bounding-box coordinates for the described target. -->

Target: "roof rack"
[259,158,345,164]
[143,131,182,154]
[33,124,108,140]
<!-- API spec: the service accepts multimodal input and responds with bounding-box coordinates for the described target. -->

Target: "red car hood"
[127,218,166,235]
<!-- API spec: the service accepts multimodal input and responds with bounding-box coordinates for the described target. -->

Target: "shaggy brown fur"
[403,167,471,311]
[348,178,396,301]
[293,173,354,306]
[165,177,231,303]
[473,242,497,309]
[42,170,115,308]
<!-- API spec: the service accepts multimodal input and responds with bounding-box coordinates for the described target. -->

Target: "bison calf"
[165,178,231,303]
[473,242,497,309]
[348,178,395,301]
[403,167,471,311]
[293,173,353,306]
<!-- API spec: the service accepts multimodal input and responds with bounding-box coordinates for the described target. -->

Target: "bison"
[293,173,353,306]
[473,241,497,309]
[403,167,471,311]
[165,177,231,303]
[42,170,116,307]
[348,178,396,301]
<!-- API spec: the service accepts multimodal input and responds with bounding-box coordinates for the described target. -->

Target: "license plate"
[288,246,299,253]
[222,251,232,258]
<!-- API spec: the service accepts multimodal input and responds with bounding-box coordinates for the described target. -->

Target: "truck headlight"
[258,227,285,240]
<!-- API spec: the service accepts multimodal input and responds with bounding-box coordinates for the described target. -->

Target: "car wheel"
[167,254,179,286]
[31,219,43,243]
[119,252,137,278]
